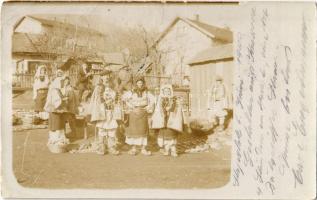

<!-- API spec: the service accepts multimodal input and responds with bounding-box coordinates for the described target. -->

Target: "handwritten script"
[232,5,313,196]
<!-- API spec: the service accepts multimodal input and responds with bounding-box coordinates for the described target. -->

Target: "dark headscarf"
[133,76,147,97]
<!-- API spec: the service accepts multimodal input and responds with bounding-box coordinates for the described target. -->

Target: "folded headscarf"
[33,65,49,99]
[133,76,147,97]
[44,77,64,112]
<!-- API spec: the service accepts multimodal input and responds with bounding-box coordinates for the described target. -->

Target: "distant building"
[136,16,233,87]
[188,43,234,119]
[12,15,107,74]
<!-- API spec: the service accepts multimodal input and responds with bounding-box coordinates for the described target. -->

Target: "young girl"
[154,84,184,157]
[95,81,120,155]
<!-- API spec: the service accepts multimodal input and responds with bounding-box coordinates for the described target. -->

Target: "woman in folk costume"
[95,80,120,155]
[33,65,50,120]
[207,76,228,131]
[154,84,184,157]
[44,73,69,149]
[125,77,152,156]
[61,76,78,138]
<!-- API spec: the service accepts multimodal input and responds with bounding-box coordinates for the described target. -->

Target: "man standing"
[207,76,228,131]
[77,62,93,102]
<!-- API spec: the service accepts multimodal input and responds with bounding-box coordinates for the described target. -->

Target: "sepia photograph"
[10,3,234,189]
[2,1,316,199]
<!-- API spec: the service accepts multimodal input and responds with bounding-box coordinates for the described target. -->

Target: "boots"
[141,146,151,156]
[128,145,137,155]
[107,136,119,155]
[96,136,106,155]
[163,145,170,156]
[171,145,178,157]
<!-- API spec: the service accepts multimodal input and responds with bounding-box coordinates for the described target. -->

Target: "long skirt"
[49,112,66,131]
[34,88,48,112]
[157,128,178,147]
[125,108,149,146]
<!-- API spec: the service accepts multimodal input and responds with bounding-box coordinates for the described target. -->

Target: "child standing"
[154,84,184,157]
[90,83,106,154]
[96,81,119,155]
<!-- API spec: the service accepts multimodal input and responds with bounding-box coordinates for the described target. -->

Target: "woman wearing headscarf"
[44,74,69,151]
[33,65,50,120]
[125,77,152,156]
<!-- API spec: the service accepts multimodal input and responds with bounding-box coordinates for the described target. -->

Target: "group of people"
[33,63,187,157]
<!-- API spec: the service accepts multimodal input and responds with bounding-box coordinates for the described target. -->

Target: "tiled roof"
[14,16,105,36]
[154,17,233,46]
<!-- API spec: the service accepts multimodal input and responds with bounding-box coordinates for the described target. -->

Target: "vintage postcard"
[1,1,316,199]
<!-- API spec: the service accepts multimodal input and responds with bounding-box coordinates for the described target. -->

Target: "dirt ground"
[12,91,231,189]
[13,128,231,189]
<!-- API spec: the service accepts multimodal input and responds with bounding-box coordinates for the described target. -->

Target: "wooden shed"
[188,43,234,119]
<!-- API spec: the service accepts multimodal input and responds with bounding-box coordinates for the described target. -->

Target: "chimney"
[195,14,200,21]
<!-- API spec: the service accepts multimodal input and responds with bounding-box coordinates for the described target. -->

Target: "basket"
[47,144,68,153]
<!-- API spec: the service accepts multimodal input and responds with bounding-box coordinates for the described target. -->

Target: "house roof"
[187,19,233,43]
[12,33,38,53]
[14,16,105,36]
[153,17,233,46]
[188,43,233,65]
[12,32,71,55]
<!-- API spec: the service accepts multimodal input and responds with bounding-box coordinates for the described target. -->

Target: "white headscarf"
[44,77,64,112]
[33,65,49,99]
[90,84,106,122]
[34,65,48,79]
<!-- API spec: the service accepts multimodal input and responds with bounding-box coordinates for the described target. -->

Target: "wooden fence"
[12,73,79,91]
[12,73,34,90]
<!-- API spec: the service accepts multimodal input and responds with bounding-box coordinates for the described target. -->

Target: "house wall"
[189,59,234,119]
[15,18,43,34]
[157,20,215,86]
